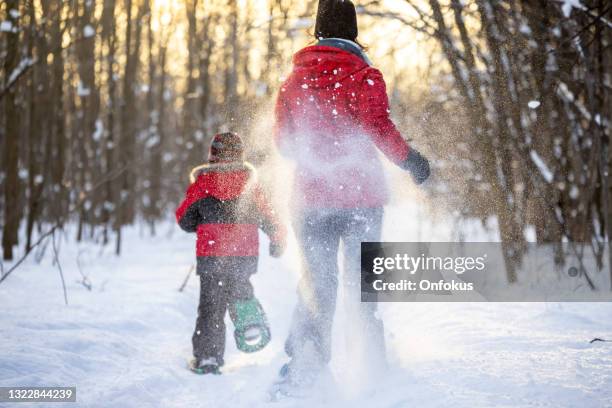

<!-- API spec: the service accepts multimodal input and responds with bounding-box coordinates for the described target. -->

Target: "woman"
[273,0,430,392]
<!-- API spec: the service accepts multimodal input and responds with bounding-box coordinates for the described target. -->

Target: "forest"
[0,0,610,283]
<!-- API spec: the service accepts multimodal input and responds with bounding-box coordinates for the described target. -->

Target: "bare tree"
[2,0,21,260]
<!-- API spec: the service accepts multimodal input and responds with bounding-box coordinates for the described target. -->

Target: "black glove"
[269,242,285,258]
[402,149,430,185]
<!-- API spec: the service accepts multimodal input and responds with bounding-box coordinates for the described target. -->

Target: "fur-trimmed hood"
[190,161,257,183]
[188,161,257,201]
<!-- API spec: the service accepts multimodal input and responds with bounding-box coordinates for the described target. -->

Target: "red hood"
[191,162,255,200]
[197,171,250,200]
[291,45,369,90]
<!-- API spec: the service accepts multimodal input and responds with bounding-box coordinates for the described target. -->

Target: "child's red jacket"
[176,162,285,258]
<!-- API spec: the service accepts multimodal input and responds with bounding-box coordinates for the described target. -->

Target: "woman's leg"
[285,209,343,372]
[341,207,387,372]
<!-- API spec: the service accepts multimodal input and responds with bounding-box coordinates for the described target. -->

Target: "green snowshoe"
[188,357,221,375]
[230,298,271,353]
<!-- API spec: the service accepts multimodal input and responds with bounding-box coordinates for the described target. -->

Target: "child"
[176,132,286,375]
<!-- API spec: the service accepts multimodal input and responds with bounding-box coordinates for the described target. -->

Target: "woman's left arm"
[357,69,410,164]
[357,69,430,184]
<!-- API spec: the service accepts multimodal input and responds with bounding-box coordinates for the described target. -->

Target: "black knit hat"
[315,0,358,42]
[208,132,244,163]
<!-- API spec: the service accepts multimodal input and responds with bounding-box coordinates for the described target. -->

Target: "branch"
[0,58,37,99]
[357,9,436,37]
[178,264,195,292]
[0,127,171,285]
[554,0,612,30]
[52,230,69,305]
[0,225,58,285]
[547,3,612,56]
[0,35,93,100]
[76,250,93,291]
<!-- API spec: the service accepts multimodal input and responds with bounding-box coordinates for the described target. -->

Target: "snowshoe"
[188,357,221,375]
[229,298,271,353]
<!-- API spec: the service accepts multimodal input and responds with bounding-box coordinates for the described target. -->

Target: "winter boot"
[269,340,328,399]
[229,298,271,353]
[189,357,221,375]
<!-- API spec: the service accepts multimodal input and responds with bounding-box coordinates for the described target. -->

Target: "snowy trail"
[2,206,612,407]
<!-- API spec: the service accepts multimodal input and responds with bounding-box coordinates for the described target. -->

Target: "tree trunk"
[2,0,21,260]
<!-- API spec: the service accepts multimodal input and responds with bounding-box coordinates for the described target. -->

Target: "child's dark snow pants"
[285,207,386,370]
[193,256,257,366]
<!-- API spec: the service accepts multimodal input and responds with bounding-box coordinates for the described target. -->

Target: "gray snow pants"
[192,256,256,366]
[285,207,386,366]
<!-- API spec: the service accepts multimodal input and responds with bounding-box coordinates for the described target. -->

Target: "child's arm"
[175,181,204,233]
[252,184,286,258]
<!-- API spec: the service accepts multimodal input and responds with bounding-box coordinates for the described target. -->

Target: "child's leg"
[225,257,257,301]
[225,257,272,353]
[226,257,256,321]
[192,269,228,366]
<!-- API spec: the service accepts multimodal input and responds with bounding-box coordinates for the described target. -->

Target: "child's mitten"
[269,241,285,258]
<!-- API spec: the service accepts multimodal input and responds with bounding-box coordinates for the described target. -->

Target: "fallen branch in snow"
[52,230,69,306]
[590,338,612,344]
[34,236,50,263]
[0,159,135,287]
[178,265,195,292]
[76,250,93,291]
[0,225,59,285]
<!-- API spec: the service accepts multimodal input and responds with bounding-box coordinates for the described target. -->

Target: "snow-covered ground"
[1,204,612,407]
